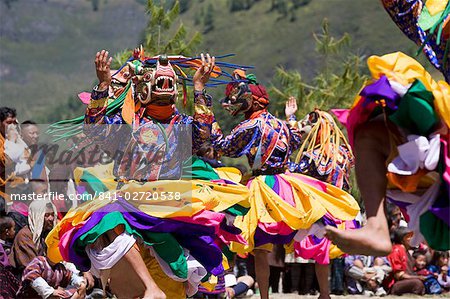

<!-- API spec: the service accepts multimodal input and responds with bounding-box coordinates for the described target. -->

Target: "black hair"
[431,251,449,267]
[0,197,6,217]
[0,216,14,233]
[0,107,16,122]
[412,251,426,259]
[20,120,38,130]
[392,226,412,245]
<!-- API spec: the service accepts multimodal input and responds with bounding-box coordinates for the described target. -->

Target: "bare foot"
[325,220,392,256]
[318,293,331,299]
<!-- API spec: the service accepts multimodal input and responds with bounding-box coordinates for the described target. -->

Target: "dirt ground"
[261,295,450,299]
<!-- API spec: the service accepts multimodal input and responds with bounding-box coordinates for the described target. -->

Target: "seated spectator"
[345,255,390,296]
[429,251,450,291]
[384,227,425,295]
[9,200,57,273]
[0,216,20,298]
[0,216,15,255]
[413,252,442,294]
[195,255,254,299]
[16,256,87,299]
[224,273,254,298]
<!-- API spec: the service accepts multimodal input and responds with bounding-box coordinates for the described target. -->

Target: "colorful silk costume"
[381,0,450,81]
[195,75,360,255]
[288,110,360,265]
[45,51,251,298]
[335,52,450,250]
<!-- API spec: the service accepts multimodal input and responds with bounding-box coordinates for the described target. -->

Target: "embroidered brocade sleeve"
[192,90,259,158]
[286,120,302,152]
[192,89,215,151]
[213,121,259,158]
[84,86,109,125]
[83,86,125,149]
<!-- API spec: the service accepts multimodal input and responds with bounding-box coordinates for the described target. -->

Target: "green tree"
[269,20,368,201]
[113,0,202,66]
[45,0,202,124]
[269,19,363,118]
[179,0,190,13]
[203,3,214,33]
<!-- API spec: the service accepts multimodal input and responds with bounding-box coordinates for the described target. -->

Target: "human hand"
[363,272,376,281]
[51,288,68,298]
[82,272,95,290]
[95,50,112,91]
[225,287,235,299]
[193,53,215,91]
[285,96,298,119]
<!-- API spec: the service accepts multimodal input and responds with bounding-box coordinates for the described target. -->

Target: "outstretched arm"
[192,53,219,150]
[191,54,260,158]
[284,96,302,152]
[85,50,113,125]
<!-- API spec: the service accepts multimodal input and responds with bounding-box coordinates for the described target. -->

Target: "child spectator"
[413,252,442,294]
[429,251,450,291]
[384,227,425,295]
[16,256,87,298]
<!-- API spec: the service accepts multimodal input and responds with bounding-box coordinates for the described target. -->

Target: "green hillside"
[0,0,441,122]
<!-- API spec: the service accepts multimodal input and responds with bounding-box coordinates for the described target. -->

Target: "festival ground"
[265,294,450,299]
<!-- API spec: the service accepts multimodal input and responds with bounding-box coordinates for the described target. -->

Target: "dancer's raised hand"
[193,53,215,91]
[285,96,298,119]
[95,50,112,91]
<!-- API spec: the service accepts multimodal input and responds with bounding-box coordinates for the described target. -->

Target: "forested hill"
[0,0,436,122]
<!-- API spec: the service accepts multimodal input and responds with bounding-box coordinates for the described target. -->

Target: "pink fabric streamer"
[173,210,247,245]
[295,236,331,265]
[78,92,91,105]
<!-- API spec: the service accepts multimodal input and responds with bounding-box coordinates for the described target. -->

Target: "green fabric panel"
[221,244,235,262]
[225,204,250,216]
[264,175,276,189]
[389,80,438,136]
[80,171,109,193]
[418,6,444,31]
[76,211,188,279]
[182,156,220,180]
[201,273,211,283]
[420,211,450,251]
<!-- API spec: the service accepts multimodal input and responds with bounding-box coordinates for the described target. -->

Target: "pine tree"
[269,19,367,201]
[203,3,214,33]
[270,20,365,117]
[113,0,202,66]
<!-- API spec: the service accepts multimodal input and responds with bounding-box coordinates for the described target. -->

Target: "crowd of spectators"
[1,106,449,298]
